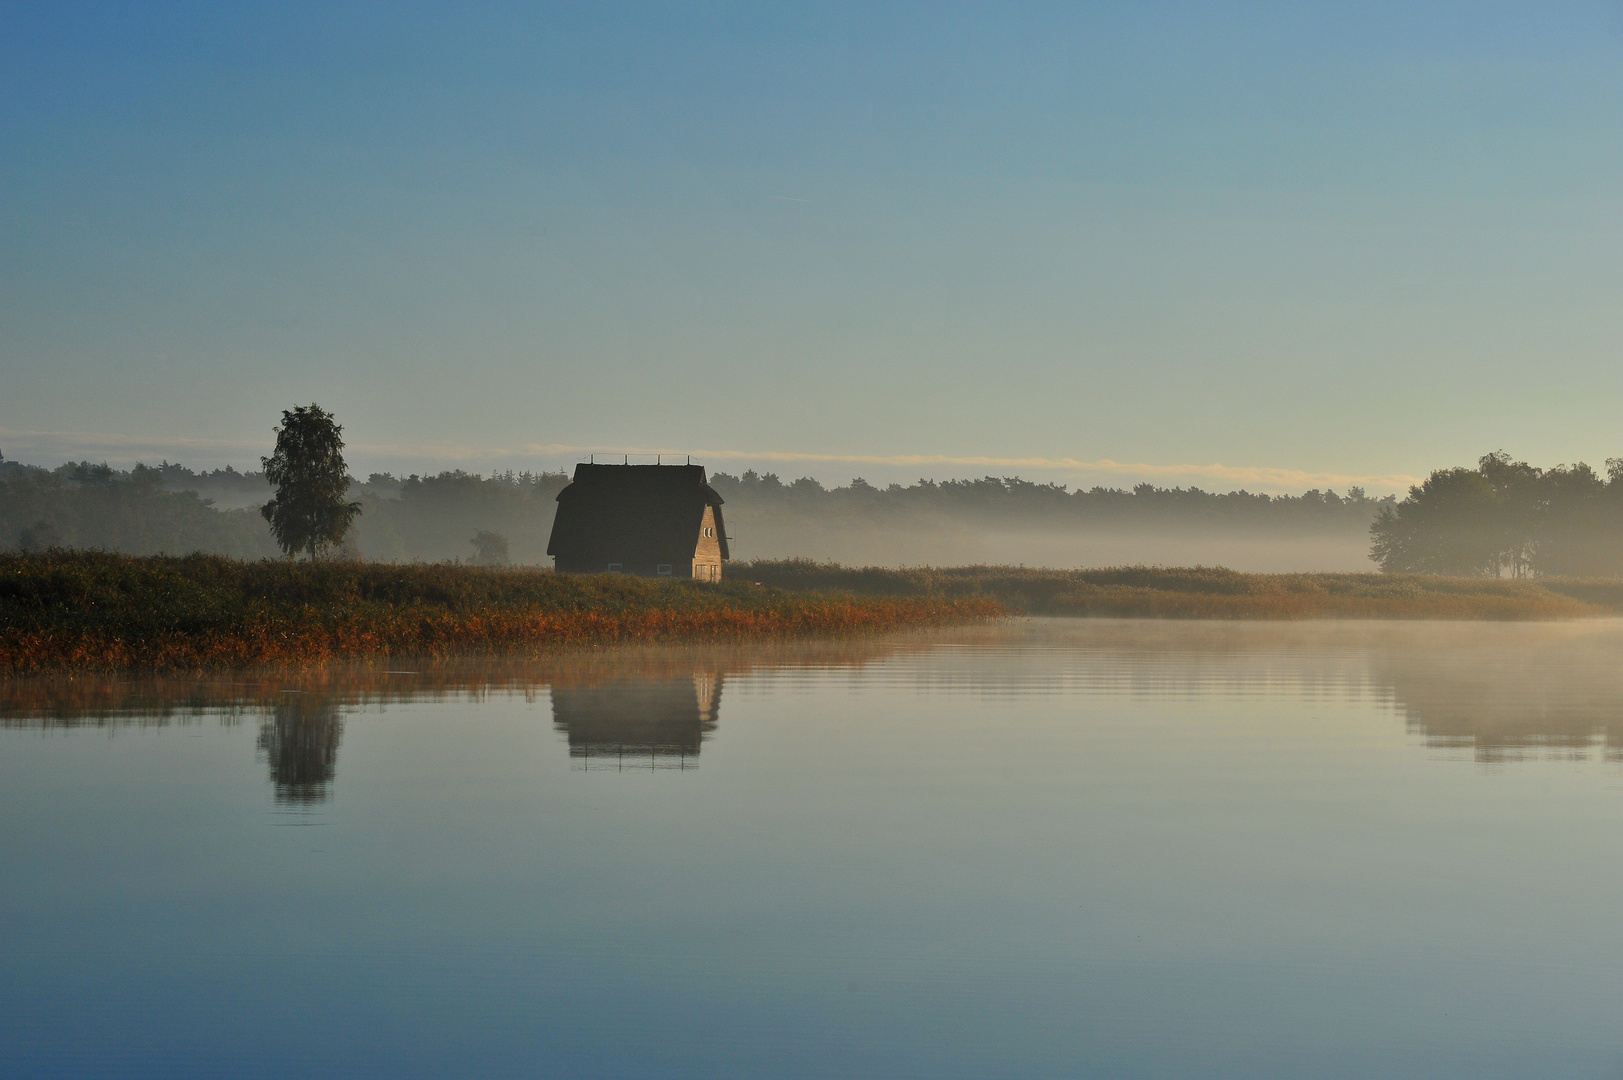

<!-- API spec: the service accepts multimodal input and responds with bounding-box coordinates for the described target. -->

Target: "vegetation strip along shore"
[7,554,1623,675]
[732,560,1623,620]
[0,553,999,674]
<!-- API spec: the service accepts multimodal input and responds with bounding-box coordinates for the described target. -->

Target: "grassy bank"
[732,560,1623,620]
[9,553,1620,675]
[0,552,1001,674]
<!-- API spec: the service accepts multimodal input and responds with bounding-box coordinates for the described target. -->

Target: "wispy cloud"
[0,428,266,457]
[0,427,1422,494]
[526,447,1421,493]
[694,451,1422,493]
[347,442,1423,493]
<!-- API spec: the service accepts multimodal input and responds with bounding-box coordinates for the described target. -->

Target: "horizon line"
[0,426,1426,494]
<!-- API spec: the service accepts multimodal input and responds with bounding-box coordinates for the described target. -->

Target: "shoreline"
[6,553,1622,674]
[731,560,1623,621]
[0,552,1000,675]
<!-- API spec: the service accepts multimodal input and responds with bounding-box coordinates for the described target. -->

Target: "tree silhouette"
[1369,468,1505,575]
[260,404,361,559]
[470,529,510,566]
[1371,451,1623,576]
[257,696,344,803]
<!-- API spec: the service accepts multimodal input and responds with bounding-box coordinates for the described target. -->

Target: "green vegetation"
[706,470,1388,567]
[0,459,275,557]
[709,470,1386,526]
[6,445,1623,577]
[260,404,362,558]
[1371,452,1623,576]
[0,552,1000,673]
[731,559,1623,620]
[6,548,1620,675]
[0,455,568,563]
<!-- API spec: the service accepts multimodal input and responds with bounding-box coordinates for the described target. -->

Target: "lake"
[3,618,1622,1079]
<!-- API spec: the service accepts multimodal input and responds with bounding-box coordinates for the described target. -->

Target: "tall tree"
[261,404,361,559]
[1475,451,1542,575]
[1533,462,1613,576]
[1369,468,1506,575]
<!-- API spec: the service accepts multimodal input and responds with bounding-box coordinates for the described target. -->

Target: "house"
[546,462,729,580]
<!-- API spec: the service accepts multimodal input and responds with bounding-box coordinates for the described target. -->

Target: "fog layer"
[0,458,1388,571]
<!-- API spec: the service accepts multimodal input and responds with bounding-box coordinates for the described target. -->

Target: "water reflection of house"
[550,673,721,770]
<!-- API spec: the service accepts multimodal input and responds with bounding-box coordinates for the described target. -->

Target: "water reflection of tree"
[6,625,1623,771]
[0,637,918,787]
[0,636,906,729]
[257,695,344,802]
[1372,646,1623,763]
[550,673,721,770]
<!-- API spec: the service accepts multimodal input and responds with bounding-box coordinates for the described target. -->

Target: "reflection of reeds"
[0,635,942,725]
[0,552,998,673]
[9,619,1623,766]
[734,560,1622,620]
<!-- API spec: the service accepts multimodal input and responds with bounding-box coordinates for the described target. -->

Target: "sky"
[3,2,1621,494]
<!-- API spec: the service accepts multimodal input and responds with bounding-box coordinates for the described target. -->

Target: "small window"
[703,527,714,537]
[656,564,672,576]
[607,563,623,572]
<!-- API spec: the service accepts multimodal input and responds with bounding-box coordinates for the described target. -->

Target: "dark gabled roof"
[546,463,729,562]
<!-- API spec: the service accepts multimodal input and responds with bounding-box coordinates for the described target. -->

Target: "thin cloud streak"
[0,428,266,456]
[0,428,1423,494]
[667,449,1422,493]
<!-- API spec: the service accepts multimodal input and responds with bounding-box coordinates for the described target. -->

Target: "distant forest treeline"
[706,471,1390,568]
[0,458,571,564]
[2,450,1619,575]
[708,469,1388,523]
[0,455,1388,566]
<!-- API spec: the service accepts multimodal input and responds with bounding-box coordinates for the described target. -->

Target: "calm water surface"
[4,618,1623,1078]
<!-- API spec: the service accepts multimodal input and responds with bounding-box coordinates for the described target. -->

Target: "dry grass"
[9,553,1617,675]
[0,552,1001,674]
[732,559,1623,620]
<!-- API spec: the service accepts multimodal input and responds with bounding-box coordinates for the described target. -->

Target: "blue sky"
[4,2,1621,492]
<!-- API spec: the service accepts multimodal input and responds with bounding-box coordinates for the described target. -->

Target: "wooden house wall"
[692,505,723,581]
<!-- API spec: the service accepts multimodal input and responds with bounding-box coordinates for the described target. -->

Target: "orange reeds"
[8,553,1619,676]
[0,552,1001,674]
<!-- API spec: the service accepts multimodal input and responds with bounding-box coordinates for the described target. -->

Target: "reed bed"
[8,553,1617,675]
[732,560,1623,620]
[0,552,1001,674]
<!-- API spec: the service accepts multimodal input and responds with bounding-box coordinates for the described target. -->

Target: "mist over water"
[5,619,1623,1078]
[8,5,1623,1075]
[726,520,1376,572]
